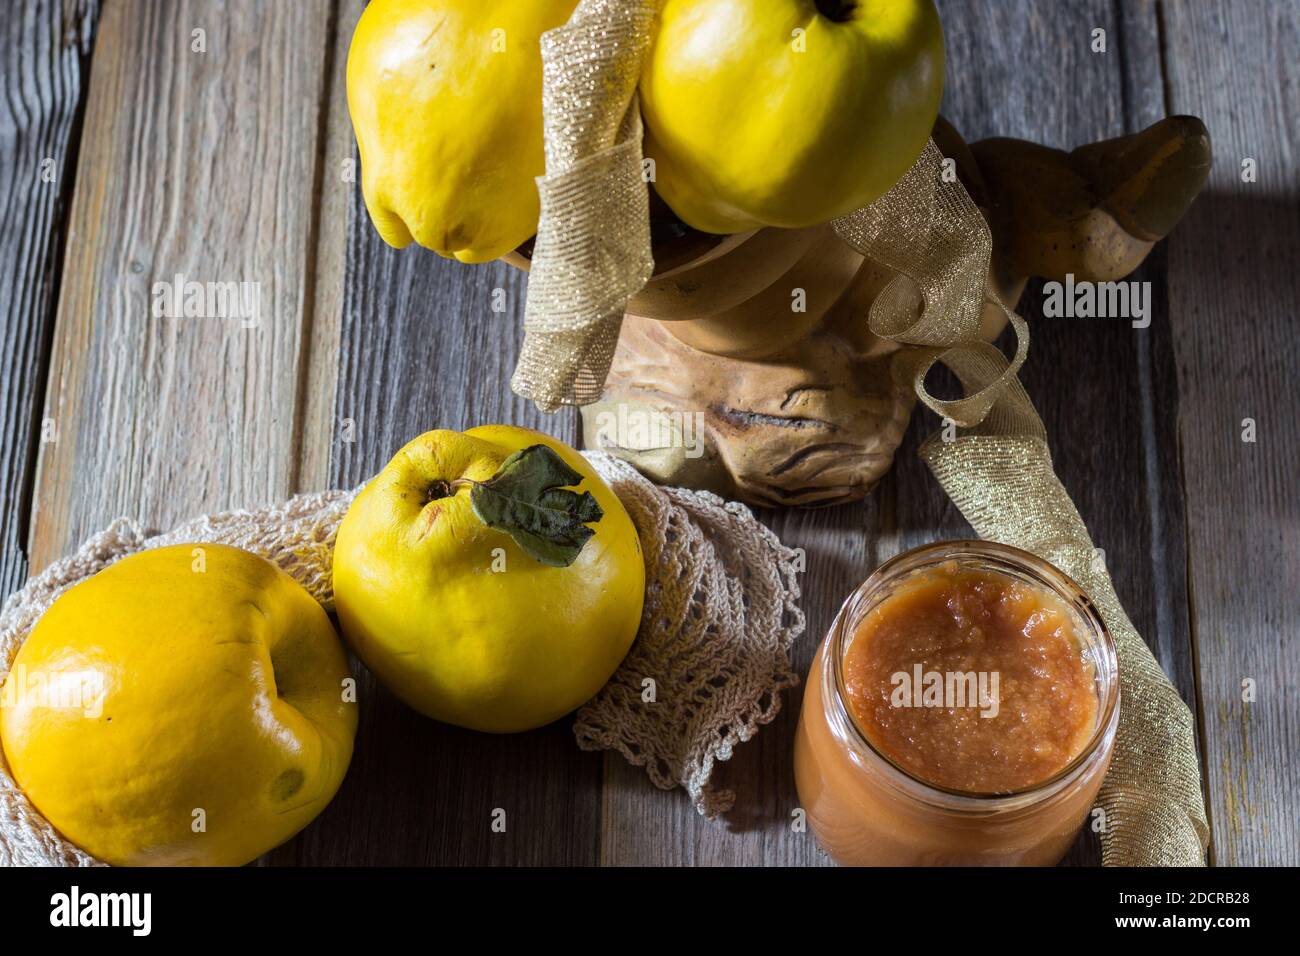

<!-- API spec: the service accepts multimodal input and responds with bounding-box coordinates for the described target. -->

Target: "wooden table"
[2,0,1295,866]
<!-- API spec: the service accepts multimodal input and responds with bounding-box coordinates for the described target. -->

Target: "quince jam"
[841,562,1098,793]
[794,542,1118,866]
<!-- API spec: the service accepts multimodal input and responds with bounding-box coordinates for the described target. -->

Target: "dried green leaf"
[469,445,605,567]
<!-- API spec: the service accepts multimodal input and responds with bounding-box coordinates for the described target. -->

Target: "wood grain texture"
[1161,0,1300,866]
[281,183,603,866]
[28,0,338,572]
[0,0,98,601]
[292,0,364,495]
[922,0,1201,867]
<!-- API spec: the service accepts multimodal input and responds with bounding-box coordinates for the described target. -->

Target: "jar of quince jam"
[793,540,1119,866]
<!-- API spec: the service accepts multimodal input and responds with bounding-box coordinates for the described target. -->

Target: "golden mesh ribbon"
[522,4,1210,866]
[511,0,658,412]
[835,145,1209,866]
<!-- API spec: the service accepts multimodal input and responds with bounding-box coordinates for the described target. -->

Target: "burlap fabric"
[0,453,803,866]
[514,0,1208,865]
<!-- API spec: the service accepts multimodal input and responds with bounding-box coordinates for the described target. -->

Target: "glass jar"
[793,540,1119,866]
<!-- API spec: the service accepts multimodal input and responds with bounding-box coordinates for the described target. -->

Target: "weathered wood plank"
[292,0,364,495]
[0,0,99,601]
[918,0,1199,867]
[291,179,603,865]
[29,0,340,574]
[24,0,347,862]
[1161,0,1300,867]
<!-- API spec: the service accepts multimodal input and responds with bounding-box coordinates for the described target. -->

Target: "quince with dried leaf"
[333,425,644,733]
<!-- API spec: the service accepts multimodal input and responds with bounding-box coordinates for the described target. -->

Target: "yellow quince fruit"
[347,0,579,263]
[333,425,644,733]
[0,544,357,866]
[640,0,945,233]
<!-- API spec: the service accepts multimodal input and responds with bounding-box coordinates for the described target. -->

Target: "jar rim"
[828,539,1121,811]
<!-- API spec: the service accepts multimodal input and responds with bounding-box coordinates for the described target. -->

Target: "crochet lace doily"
[0,451,803,866]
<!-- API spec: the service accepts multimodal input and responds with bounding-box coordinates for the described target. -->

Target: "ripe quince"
[640,0,945,233]
[0,544,357,866]
[347,0,579,263]
[333,425,645,733]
